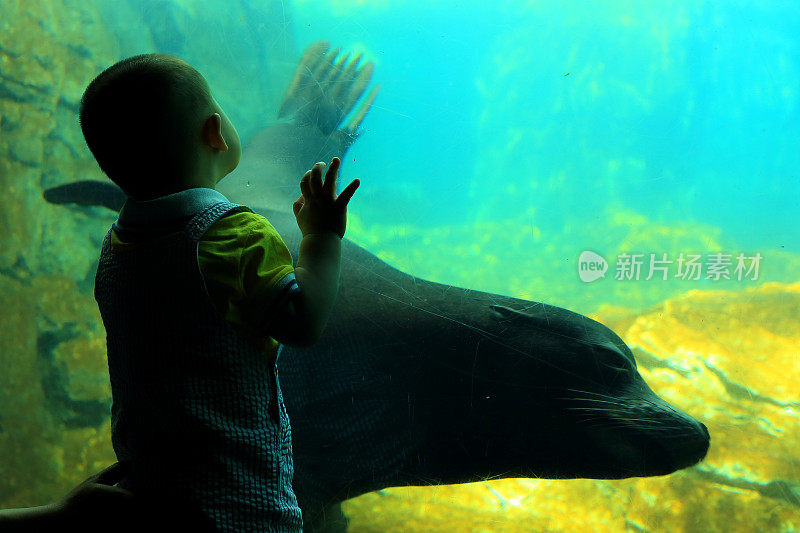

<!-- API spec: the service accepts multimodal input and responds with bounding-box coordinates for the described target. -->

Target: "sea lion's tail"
[43,180,126,212]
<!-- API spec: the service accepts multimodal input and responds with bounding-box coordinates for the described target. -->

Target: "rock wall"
[0,0,296,506]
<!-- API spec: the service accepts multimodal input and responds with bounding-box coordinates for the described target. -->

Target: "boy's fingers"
[309,162,325,197]
[93,461,129,485]
[293,196,304,217]
[323,157,341,195]
[86,461,131,485]
[96,485,137,500]
[300,170,312,200]
[335,178,360,208]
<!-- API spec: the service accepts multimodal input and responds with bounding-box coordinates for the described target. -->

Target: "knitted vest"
[94,199,303,532]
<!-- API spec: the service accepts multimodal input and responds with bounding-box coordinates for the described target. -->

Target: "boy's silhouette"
[2,43,370,532]
[77,54,356,531]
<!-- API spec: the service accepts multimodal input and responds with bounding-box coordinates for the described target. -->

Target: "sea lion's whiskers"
[582,419,691,432]
[558,397,630,408]
[563,388,631,401]
[575,419,688,434]
[565,406,622,413]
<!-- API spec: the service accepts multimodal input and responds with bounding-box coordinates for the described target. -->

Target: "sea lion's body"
[269,203,710,509]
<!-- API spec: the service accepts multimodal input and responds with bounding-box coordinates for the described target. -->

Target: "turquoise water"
[284,1,800,313]
[290,1,798,252]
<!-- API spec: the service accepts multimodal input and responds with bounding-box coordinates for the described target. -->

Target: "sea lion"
[42,41,709,532]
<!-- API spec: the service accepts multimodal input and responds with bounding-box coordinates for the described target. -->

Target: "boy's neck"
[137,174,220,201]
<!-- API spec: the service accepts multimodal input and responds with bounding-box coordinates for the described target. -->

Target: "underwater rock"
[0,272,114,506]
[0,0,295,284]
[613,281,800,511]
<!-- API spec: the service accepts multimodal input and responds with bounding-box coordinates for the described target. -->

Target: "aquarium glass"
[0,0,798,531]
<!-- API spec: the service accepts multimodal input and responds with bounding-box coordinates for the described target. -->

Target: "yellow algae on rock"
[599,281,800,527]
[0,273,113,508]
[620,282,800,404]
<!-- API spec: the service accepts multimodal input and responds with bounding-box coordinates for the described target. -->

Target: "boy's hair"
[79,54,213,199]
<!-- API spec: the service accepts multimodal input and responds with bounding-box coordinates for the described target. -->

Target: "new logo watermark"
[578,251,608,282]
[578,251,762,283]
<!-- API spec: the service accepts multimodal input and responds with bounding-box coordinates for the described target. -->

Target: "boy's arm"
[266,157,356,348]
[0,462,135,531]
[268,231,341,347]
[0,504,66,530]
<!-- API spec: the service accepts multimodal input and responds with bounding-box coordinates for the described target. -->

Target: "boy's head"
[79,54,240,200]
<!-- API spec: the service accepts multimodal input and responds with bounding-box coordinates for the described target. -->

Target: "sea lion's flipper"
[43,180,126,212]
[277,40,331,121]
[276,39,379,144]
[216,41,380,212]
[344,84,380,138]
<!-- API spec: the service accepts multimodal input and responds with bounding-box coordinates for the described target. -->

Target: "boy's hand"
[293,157,359,239]
[57,462,137,527]
[56,462,215,531]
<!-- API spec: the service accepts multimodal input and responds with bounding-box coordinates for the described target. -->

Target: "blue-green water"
[282,1,800,314]
[289,1,798,252]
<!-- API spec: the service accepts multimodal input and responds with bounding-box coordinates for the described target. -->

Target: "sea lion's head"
[452,303,710,480]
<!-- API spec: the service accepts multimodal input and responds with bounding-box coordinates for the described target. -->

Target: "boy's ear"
[201,113,228,151]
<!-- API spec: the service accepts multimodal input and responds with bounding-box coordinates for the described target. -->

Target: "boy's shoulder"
[218,209,268,226]
[206,209,284,242]
[216,208,272,228]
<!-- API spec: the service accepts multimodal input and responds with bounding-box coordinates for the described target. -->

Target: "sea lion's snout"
[631,390,711,474]
[657,419,710,475]
[678,419,710,466]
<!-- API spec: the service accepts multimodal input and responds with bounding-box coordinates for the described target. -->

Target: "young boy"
[81,54,359,531]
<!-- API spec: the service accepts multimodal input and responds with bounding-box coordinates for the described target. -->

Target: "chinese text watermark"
[578,251,762,283]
